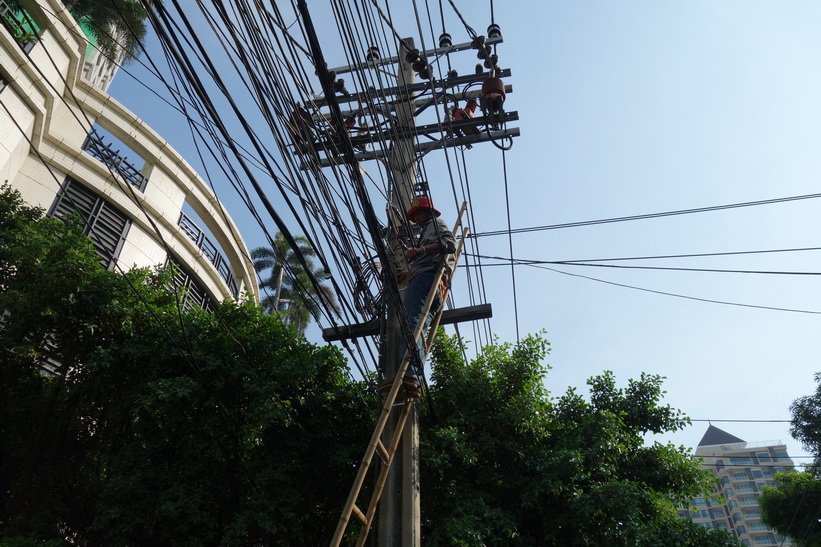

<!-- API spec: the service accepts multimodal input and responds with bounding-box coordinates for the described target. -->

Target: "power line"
[471,192,821,238]
[134,0,384,377]
[523,263,821,315]
[58,0,509,372]
[469,254,821,276]
[563,262,821,276]
[151,0,356,331]
[501,149,519,342]
[546,246,821,264]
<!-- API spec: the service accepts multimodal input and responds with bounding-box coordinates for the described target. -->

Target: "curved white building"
[0,0,258,309]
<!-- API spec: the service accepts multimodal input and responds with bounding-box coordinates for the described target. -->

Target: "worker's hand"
[396,269,409,283]
[405,247,423,263]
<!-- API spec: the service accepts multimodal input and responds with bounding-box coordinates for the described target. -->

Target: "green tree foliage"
[251,233,338,333]
[63,0,155,62]
[790,372,821,462]
[1,186,738,545]
[420,333,740,546]
[758,373,821,546]
[760,470,821,547]
[0,186,373,544]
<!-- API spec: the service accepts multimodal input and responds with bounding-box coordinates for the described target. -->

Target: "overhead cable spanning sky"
[101,0,821,459]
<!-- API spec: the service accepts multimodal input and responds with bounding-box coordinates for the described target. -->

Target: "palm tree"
[64,0,155,63]
[251,233,338,333]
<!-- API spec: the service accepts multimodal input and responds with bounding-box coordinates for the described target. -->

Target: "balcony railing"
[82,130,149,192]
[0,0,39,53]
[178,212,239,297]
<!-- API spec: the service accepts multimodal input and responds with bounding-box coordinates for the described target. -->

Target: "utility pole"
[318,23,516,547]
[379,38,420,547]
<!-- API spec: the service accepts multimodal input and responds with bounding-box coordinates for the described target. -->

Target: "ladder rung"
[351,504,367,526]
[375,439,390,462]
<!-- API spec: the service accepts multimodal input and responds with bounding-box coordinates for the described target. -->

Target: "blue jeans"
[399,271,440,378]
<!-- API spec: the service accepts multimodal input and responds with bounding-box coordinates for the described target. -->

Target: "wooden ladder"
[330,203,469,547]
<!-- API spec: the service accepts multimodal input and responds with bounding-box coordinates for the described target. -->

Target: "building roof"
[698,425,746,447]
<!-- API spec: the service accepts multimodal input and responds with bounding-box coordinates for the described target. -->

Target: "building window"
[49,178,131,270]
[731,457,752,465]
[753,535,773,545]
[751,470,764,479]
[82,127,149,192]
[734,473,751,480]
[756,452,771,463]
[737,485,755,493]
[166,255,214,312]
[725,487,734,496]
[744,510,761,519]
[750,523,768,531]
[740,497,758,506]
[737,525,747,535]
[178,211,238,296]
[773,452,790,462]
[693,497,706,506]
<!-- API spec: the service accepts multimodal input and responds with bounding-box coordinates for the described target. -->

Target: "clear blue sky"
[109,0,821,462]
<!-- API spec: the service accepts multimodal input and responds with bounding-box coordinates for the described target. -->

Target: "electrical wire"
[0,97,243,432]
[546,246,821,264]
[2,3,352,473]
[28,0,511,374]
[501,149,519,342]
[523,263,821,315]
[152,0,348,330]
[469,254,821,277]
[141,0,390,376]
[471,192,821,238]
[24,0,373,385]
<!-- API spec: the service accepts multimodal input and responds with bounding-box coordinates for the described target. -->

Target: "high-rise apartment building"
[678,425,794,546]
[0,0,258,310]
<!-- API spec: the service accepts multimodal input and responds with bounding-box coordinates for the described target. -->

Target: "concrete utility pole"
[318,21,514,546]
[379,38,421,547]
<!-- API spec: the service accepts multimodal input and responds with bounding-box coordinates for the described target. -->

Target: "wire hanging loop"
[485,124,513,151]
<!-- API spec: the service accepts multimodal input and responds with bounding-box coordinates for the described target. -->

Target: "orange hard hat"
[406,196,441,220]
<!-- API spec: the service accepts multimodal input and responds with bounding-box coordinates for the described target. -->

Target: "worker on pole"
[396,196,457,379]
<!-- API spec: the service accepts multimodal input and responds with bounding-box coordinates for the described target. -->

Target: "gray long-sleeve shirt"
[408,217,457,279]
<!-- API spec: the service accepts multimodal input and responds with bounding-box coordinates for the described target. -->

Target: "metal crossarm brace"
[315,68,512,109]
[318,123,520,168]
[330,203,469,547]
[327,36,503,76]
